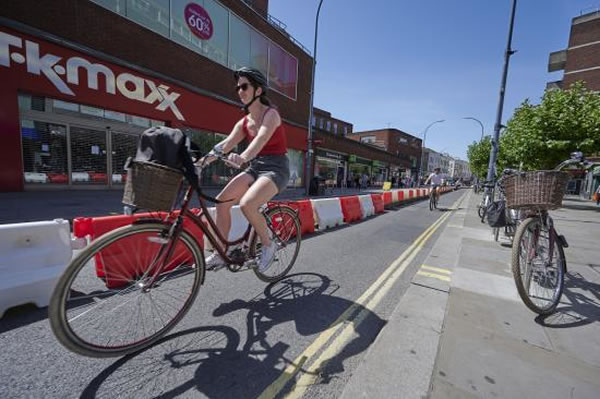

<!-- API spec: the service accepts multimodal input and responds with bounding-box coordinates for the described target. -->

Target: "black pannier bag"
[123,126,200,211]
[486,200,508,228]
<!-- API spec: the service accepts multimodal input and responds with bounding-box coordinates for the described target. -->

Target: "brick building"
[548,9,600,90]
[0,0,312,191]
[347,129,422,182]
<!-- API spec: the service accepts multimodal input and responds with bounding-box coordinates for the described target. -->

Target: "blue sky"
[268,0,596,160]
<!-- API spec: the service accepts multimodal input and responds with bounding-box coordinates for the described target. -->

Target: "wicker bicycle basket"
[503,170,569,210]
[122,161,184,211]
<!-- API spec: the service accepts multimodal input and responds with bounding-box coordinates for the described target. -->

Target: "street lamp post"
[462,116,485,141]
[419,120,445,184]
[305,0,325,196]
[487,0,517,184]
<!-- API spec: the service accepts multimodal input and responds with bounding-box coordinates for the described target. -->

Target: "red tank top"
[242,108,287,156]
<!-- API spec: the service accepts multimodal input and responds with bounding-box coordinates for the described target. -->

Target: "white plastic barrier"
[311,198,344,230]
[24,172,47,184]
[358,195,375,218]
[391,190,401,203]
[71,172,90,182]
[0,219,72,317]
[203,205,249,250]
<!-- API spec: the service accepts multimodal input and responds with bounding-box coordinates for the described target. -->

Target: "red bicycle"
[49,156,302,358]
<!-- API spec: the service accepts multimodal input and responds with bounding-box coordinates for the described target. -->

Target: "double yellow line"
[259,192,466,399]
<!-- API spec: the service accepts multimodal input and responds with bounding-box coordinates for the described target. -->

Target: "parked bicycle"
[49,154,302,358]
[507,152,588,315]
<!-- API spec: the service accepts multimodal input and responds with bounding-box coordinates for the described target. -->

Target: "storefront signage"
[0,31,185,121]
[185,3,213,40]
[317,149,347,161]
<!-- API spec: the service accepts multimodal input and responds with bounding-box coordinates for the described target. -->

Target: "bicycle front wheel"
[49,223,204,358]
[429,194,434,211]
[250,206,302,283]
[511,217,565,315]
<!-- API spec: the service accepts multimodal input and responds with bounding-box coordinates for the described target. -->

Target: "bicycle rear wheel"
[429,194,434,211]
[511,217,565,315]
[49,223,204,358]
[250,206,301,283]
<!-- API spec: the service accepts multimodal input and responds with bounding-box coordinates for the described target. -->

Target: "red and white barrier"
[340,196,363,223]
[311,197,344,229]
[0,219,72,316]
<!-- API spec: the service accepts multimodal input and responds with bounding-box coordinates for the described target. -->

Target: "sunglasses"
[236,83,250,92]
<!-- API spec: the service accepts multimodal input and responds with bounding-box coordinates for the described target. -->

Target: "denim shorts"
[244,154,290,193]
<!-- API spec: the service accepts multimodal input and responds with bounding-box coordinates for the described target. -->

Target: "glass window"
[126,0,170,37]
[18,94,45,112]
[170,0,203,53]
[80,105,105,118]
[90,0,126,14]
[333,123,338,135]
[287,149,304,187]
[21,120,68,185]
[53,99,79,112]
[201,0,228,66]
[319,119,323,129]
[129,115,151,127]
[326,121,331,131]
[250,28,268,75]
[105,110,127,122]
[312,116,316,127]
[344,126,348,136]
[268,42,297,99]
[228,13,251,70]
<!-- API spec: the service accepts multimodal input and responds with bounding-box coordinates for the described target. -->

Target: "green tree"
[499,81,600,170]
[467,136,492,179]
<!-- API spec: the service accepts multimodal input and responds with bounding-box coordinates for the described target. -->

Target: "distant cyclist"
[424,168,443,202]
[198,67,289,272]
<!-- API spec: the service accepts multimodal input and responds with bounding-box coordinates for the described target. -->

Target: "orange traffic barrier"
[340,196,363,223]
[370,194,385,213]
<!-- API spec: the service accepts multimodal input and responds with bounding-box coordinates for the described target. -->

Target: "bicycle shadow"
[80,273,385,398]
[534,271,600,328]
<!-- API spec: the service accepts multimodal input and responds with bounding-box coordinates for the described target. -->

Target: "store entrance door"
[110,130,138,187]
[70,125,108,186]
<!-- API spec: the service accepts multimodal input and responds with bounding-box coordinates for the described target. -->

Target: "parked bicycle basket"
[122,160,184,211]
[503,171,569,210]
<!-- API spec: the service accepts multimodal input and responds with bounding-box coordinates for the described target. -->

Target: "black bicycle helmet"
[234,67,268,91]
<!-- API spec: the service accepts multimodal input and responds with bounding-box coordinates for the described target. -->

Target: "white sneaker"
[258,241,278,272]
[205,252,224,270]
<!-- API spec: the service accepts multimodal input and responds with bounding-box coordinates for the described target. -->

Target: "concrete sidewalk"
[341,191,600,398]
[0,186,393,224]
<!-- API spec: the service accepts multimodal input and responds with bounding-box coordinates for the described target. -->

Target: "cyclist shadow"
[534,271,600,328]
[80,272,385,399]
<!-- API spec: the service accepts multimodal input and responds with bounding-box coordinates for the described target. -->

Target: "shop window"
[250,28,269,75]
[53,100,79,112]
[18,94,45,112]
[111,132,138,184]
[105,110,127,122]
[287,149,304,187]
[268,42,298,99]
[129,115,151,127]
[80,105,105,118]
[201,0,228,66]
[126,0,170,37]
[21,120,68,185]
[170,0,203,53]
[90,0,126,14]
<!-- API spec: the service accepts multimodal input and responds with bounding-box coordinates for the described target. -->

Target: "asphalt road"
[0,190,466,399]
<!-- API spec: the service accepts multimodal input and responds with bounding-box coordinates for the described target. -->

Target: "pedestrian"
[595,184,600,206]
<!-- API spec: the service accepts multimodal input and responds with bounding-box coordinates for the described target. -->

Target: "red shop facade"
[0,26,308,192]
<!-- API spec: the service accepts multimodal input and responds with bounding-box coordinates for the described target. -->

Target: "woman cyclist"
[424,167,443,201]
[199,67,289,272]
